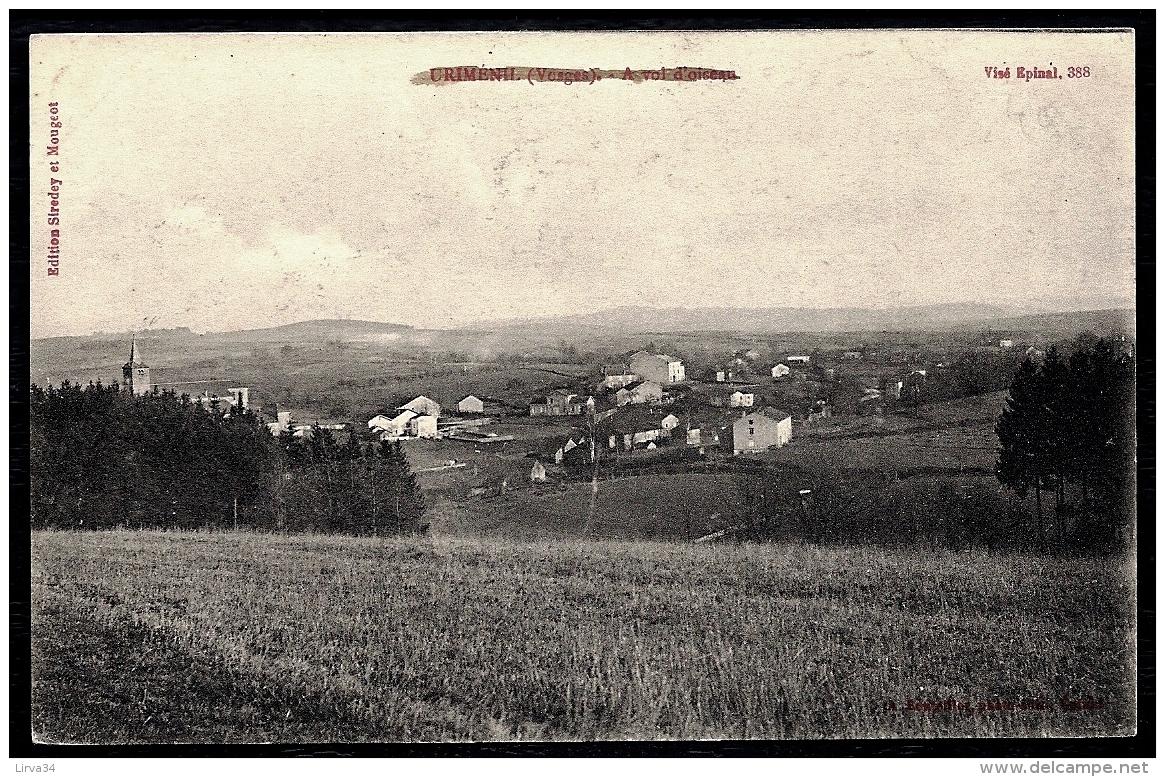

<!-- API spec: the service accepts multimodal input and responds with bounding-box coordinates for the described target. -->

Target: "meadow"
[32,530,1135,743]
[435,474,745,541]
[765,391,1009,474]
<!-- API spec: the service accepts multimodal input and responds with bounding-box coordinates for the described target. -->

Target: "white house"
[660,413,680,432]
[786,355,811,365]
[409,415,439,439]
[457,395,484,414]
[370,410,417,437]
[1000,339,1014,348]
[730,391,755,408]
[368,414,393,431]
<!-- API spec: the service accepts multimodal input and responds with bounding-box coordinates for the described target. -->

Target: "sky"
[30,30,1136,338]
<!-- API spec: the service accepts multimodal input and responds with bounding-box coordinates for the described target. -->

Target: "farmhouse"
[600,406,674,451]
[683,417,725,447]
[629,351,686,384]
[399,395,441,418]
[696,384,750,408]
[730,390,754,408]
[408,415,439,439]
[596,373,639,391]
[369,410,417,438]
[530,389,585,416]
[732,410,793,454]
[999,339,1014,348]
[457,395,484,414]
[785,355,811,365]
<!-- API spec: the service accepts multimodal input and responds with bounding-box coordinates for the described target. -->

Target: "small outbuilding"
[457,395,485,414]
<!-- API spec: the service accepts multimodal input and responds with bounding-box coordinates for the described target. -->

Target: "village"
[112,331,1045,523]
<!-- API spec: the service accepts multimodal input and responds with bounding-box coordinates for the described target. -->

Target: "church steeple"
[123,334,151,395]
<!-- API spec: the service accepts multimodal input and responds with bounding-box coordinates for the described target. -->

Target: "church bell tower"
[123,334,152,396]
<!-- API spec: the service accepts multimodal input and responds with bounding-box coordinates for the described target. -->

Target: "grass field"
[765,426,998,473]
[435,474,745,541]
[32,530,1135,743]
[765,392,1009,474]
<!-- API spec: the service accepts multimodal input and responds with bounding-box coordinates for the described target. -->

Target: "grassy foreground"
[32,530,1134,743]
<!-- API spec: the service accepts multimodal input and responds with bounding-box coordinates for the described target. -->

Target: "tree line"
[725,338,1135,554]
[995,338,1135,550]
[30,381,426,534]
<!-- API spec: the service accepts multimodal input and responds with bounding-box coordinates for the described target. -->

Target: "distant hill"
[970,308,1135,339]
[34,305,1136,353]
[226,319,416,342]
[477,303,1136,337]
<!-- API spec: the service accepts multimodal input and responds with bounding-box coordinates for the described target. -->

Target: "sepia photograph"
[22,23,1141,751]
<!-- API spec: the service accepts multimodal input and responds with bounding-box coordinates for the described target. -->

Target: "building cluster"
[120,336,800,497]
[368,395,443,440]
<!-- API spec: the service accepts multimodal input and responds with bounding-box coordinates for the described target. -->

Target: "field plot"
[766,426,998,473]
[900,391,1011,428]
[33,531,1134,743]
[437,474,745,540]
[767,392,1008,474]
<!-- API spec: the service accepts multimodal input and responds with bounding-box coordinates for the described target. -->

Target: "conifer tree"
[996,357,1047,547]
[377,440,427,534]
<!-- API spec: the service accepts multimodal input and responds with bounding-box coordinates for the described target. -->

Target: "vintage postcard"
[28,29,1137,748]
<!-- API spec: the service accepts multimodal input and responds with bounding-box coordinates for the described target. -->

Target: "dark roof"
[597,405,672,435]
[737,408,792,424]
